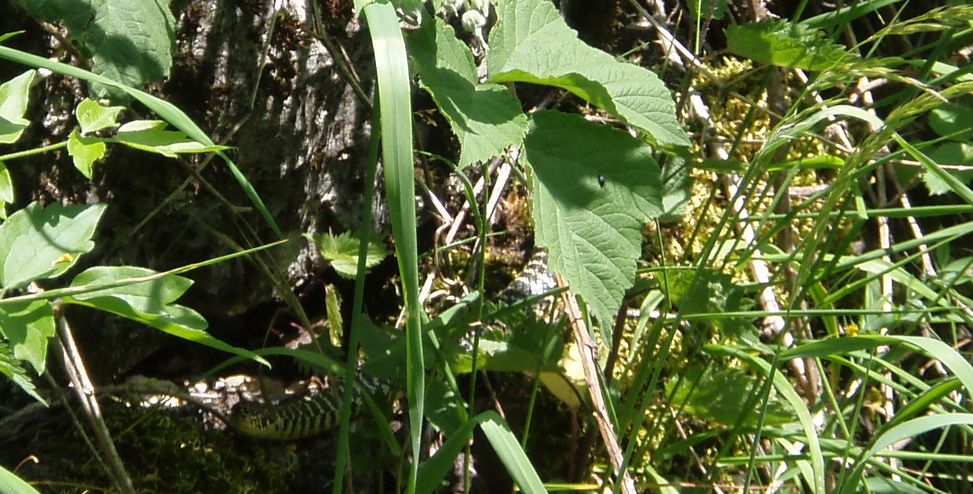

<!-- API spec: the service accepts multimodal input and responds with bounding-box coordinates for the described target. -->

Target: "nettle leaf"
[0,202,107,290]
[0,300,55,375]
[63,266,263,363]
[67,129,107,179]
[24,0,175,100]
[0,340,44,404]
[76,98,124,134]
[112,120,230,157]
[0,70,35,144]
[726,20,856,71]
[307,231,388,279]
[488,0,688,148]
[525,110,663,326]
[409,17,528,168]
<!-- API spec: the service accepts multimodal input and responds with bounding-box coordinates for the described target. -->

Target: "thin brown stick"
[56,317,136,494]
[555,273,637,494]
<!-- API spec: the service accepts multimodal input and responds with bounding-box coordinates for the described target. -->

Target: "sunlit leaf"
[67,129,107,178]
[112,119,230,157]
[409,17,527,168]
[307,231,388,279]
[0,70,34,144]
[488,0,688,148]
[0,202,107,289]
[0,300,54,375]
[76,98,125,134]
[63,266,261,363]
[526,110,662,326]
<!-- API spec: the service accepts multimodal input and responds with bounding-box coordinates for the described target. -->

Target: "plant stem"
[0,141,67,161]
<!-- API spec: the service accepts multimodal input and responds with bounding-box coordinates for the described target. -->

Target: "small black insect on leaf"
[598,175,607,188]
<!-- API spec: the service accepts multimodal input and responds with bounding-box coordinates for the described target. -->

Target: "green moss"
[12,403,298,493]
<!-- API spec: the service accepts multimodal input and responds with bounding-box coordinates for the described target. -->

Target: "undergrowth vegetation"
[1,0,973,493]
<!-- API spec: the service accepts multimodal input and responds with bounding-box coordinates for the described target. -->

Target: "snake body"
[229,251,555,440]
[230,389,342,440]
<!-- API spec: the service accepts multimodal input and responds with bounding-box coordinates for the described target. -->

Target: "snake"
[227,251,556,440]
[229,388,344,440]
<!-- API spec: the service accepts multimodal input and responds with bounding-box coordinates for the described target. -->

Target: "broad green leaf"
[664,268,750,334]
[0,70,35,144]
[525,110,662,326]
[488,0,688,148]
[667,365,793,427]
[0,462,42,494]
[0,340,45,404]
[929,101,973,140]
[67,129,107,178]
[0,161,12,203]
[117,119,163,132]
[895,134,973,206]
[112,119,230,157]
[0,202,107,289]
[443,313,563,375]
[922,142,973,196]
[424,377,466,434]
[76,98,124,134]
[726,20,856,71]
[23,0,175,100]
[409,17,527,168]
[0,300,54,375]
[62,266,262,362]
[307,231,388,279]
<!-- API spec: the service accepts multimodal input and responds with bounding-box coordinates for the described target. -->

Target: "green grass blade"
[416,411,547,494]
[887,378,963,430]
[332,93,383,493]
[0,464,41,494]
[479,411,547,494]
[710,344,826,494]
[0,44,282,237]
[0,239,285,313]
[362,4,424,491]
[415,417,478,494]
[840,413,973,492]
[894,132,973,205]
[782,335,973,394]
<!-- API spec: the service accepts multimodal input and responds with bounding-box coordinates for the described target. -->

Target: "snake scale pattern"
[228,251,555,440]
[230,387,343,440]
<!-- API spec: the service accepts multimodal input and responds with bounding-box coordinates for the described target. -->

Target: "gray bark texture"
[2,0,379,377]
